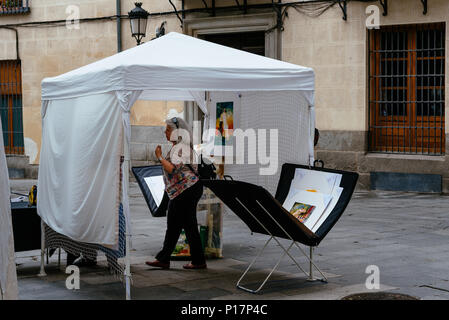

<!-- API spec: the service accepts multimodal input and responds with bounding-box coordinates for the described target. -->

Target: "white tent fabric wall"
[0,121,18,300]
[37,92,123,245]
[210,90,312,195]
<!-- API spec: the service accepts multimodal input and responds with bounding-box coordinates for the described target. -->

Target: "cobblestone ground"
[15,183,449,300]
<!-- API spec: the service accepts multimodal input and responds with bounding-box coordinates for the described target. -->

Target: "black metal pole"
[116,0,122,52]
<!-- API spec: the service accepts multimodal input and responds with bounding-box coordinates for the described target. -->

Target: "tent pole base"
[38,219,47,277]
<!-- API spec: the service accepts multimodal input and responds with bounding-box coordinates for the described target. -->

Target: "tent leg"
[123,119,132,300]
[125,232,131,300]
[38,220,47,277]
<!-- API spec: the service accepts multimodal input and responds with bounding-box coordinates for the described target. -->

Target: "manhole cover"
[341,292,419,300]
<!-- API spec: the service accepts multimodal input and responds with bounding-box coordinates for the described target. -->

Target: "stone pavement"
[13,182,449,300]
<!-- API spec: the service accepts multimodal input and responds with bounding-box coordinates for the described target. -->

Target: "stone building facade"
[1,0,448,191]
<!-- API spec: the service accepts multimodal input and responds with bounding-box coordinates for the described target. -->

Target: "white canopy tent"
[38,32,315,299]
[0,121,19,300]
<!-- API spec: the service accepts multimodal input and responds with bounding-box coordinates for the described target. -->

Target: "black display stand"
[131,165,169,217]
[202,163,358,293]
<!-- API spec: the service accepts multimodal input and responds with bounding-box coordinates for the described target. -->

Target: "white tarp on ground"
[39,32,315,245]
[0,121,18,300]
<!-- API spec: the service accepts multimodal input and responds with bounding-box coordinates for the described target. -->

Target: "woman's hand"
[155,145,175,174]
[155,145,162,159]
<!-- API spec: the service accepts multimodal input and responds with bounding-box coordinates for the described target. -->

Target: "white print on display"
[292,168,342,195]
[143,176,165,207]
[282,189,332,230]
[282,168,344,232]
[311,186,343,233]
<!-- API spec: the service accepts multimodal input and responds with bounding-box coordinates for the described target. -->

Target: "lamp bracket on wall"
[379,0,387,16]
[421,0,427,15]
[338,0,347,21]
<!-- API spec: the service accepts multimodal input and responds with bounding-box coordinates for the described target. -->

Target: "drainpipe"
[116,0,122,52]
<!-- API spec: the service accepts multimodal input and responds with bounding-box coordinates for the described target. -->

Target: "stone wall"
[0,0,183,165]
[280,0,449,192]
[2,0,449,192]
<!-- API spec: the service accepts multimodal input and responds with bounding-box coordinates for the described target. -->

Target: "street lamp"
[128,2,149,45]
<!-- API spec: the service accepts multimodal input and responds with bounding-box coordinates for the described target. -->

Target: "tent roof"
[41,32,314,101]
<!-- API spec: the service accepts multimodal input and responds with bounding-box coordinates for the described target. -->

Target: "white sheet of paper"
[282,188,332,230]
[311,186,344,233]
[144,175,165,207]
[292,168,342,195]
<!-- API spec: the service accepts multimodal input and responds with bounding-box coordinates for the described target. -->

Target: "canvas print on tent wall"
[215,101,234,146]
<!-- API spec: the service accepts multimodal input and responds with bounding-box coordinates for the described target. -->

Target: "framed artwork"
[214,101,234,147]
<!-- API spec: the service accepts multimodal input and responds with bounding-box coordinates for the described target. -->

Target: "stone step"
[6,154,30,169]
[6,154,39,179]
[9,179,38,194]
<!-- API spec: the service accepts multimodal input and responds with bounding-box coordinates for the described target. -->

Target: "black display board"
[202,163,358,247]
[131,165,168,217]
[274,163,359,242]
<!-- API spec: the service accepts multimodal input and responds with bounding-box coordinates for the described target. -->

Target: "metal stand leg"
[38,220,47,277]
[234,198,328,293]
[255,200,328,283]
[236,237,275,294]
[309,246,314,280]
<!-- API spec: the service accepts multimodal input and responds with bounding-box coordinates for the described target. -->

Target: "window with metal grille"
[0,0,30,14]
[368,23,445,155]
[0,60,24,155]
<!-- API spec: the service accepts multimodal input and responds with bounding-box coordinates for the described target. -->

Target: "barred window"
[368,23,445,155]
[0,0,30,15]
[0,60,24,155]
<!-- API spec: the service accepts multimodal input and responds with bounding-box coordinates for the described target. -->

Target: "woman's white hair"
[165,117,193,148]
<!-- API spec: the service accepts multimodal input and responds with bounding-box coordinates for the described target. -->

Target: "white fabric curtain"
[0,121,18,300]
[217,90,311,195]
[115,90,142,235]
[37,92,123,245]
[189,90,209,140]
[115,90,142,143]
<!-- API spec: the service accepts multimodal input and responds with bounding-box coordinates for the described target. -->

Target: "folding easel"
[202,163,358,294]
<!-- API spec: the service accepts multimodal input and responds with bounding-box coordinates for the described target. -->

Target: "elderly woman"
[146,117,206,270]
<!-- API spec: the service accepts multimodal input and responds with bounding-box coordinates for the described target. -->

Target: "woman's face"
[164,124,174,142]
